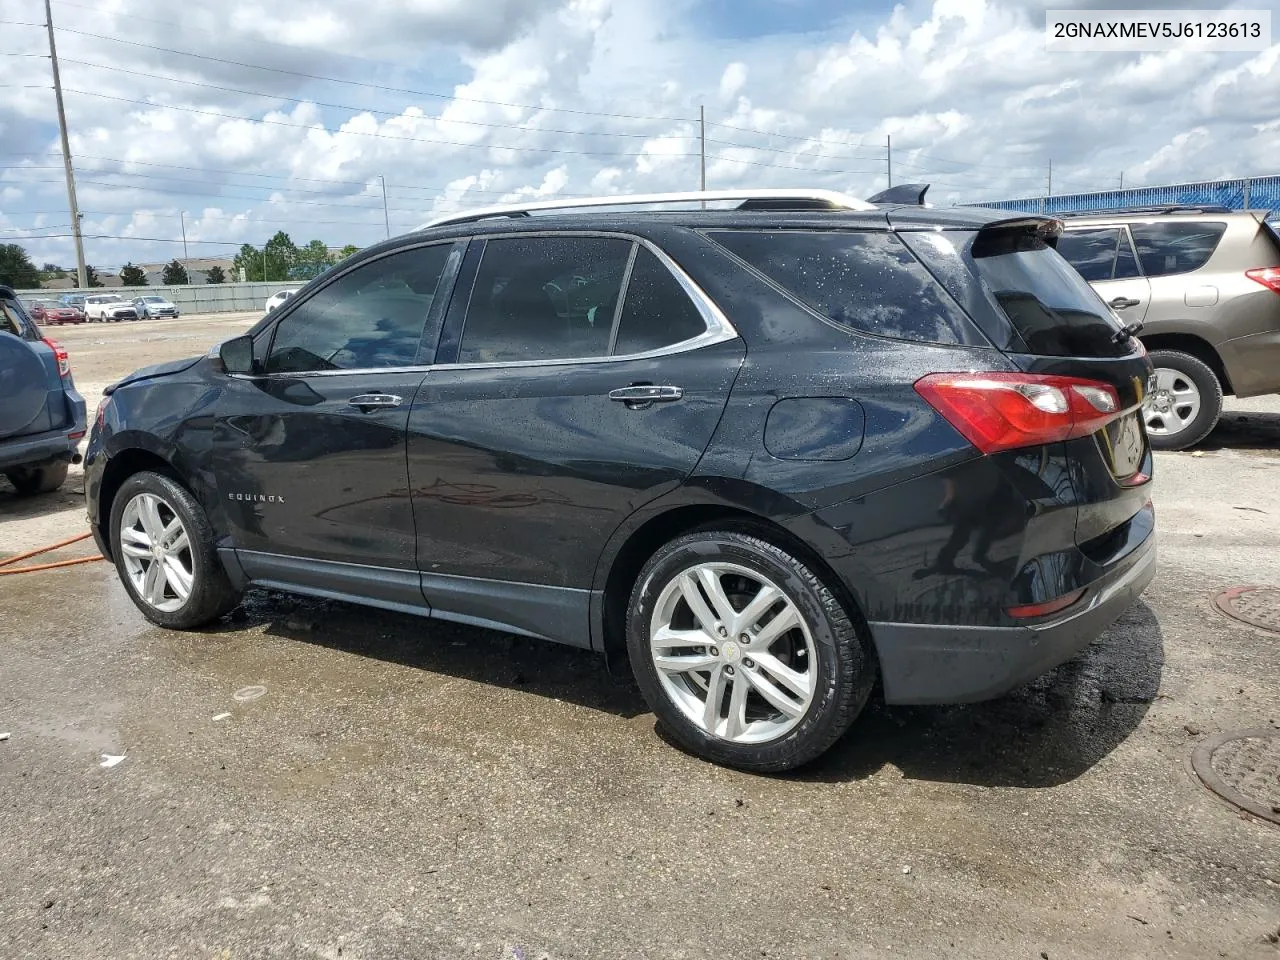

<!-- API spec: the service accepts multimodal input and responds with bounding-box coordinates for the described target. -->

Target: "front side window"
[1130,221,1227,277]
[266,244,452,374]
[459,236,632,363]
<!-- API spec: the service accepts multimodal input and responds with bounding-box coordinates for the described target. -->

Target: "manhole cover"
[1191,729,1280,825]
[1212,585,1280,634]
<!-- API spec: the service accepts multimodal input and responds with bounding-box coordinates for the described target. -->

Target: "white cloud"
[719,63,748,102]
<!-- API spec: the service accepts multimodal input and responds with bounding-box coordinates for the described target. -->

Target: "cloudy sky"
[1,0,1277,271]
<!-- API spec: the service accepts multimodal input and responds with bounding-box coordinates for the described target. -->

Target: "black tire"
[5,461,69,495]
[109,470,241,629]
[1145,349,1223,451]
[626,530,876,773]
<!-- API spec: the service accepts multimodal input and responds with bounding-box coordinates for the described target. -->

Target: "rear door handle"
[1108,296,1141,309]
[608,385,684,408]
[347,393,403,411]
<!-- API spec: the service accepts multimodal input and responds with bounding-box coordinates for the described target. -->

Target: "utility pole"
[180,210,189,257]
[262,247,267,284]
[45,0,86,289]
[699,105,706,207]
[886,135,892,188]
[1119,171,1124,190]
[379,175,390,240]
[1047,158,1053,198]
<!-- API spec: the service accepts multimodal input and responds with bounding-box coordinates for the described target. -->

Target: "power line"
[60,59,697,143]
[704,137,883,162]
[63,89,698,160]
[47,25,699,124]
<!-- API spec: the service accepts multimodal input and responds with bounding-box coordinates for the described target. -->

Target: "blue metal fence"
[962,175,1280,217]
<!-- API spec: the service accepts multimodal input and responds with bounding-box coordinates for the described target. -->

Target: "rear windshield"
[968,228,1130,357]
[1129,222,1226,277]
[707,229,986,346]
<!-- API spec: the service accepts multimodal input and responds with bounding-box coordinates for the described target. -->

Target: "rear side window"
[460,237,632,363]
[1130,222,1227,277]
[968,228,1129,358]
[709,229,984,346]
[612,248,706,355]
[1057,228,1141,282]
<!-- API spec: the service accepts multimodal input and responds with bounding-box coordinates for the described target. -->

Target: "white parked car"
[132,295,179,319]
[85,294,139,322]
[265,290,296,313]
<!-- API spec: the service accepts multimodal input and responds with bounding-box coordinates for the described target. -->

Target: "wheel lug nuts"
[744,658,754,669]
[725,665,735,676]
[739,634,750,644]
[716,625,727,638]
[710,646,719,657]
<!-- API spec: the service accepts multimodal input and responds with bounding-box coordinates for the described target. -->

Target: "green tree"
[233,243,263,282]
[119,262,148,286]
[263,231,298,282]
[205,265,226,284]
[338,244,361,260]
[294,238,334,279]
[85,264,103,288]
[162,260,189,285]
[0,244,40,288]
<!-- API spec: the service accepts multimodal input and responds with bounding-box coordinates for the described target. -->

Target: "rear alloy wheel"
[110,471,241,628]
[1143,349,1223,451]
[5,461,69,495]
[627,530,875,772]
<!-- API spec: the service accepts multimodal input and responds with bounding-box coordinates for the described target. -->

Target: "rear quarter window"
[708,229,987,347]
[1130,221,1227,277]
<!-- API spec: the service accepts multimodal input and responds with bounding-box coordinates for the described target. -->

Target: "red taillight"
[1245,267,1280,295]
[914,372,1121,454]
[1007,588,1086,620]
[41,337,71,377]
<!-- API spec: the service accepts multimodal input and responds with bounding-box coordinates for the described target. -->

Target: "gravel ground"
[1,319,1278,959]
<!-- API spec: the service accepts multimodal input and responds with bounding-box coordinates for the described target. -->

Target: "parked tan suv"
[1056,207,1280,449]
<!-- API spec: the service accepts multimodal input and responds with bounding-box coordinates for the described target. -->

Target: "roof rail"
[421,189,875,229]
[1057,204,1234,218]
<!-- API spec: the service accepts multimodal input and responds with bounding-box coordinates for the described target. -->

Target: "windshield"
[144,297,165,303]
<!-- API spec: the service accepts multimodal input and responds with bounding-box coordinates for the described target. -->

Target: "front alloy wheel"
[109,471,241,628]
[118,492,194,612]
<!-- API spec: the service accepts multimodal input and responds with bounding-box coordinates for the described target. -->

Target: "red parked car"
[26,299,85,325]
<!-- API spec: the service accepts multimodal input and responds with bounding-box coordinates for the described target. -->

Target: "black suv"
[86,190,1156,772]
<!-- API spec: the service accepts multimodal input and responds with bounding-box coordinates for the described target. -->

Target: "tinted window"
[1115,229,1140,279]
[1130,221,1227,277]
[612,248,706,355]
[970,228,1129,358]
[1056,229,1123,282]
[460,236,632,363]
[266,244,451,374]
[710,229,983,346]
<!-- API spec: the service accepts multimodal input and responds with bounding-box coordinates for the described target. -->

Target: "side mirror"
[216,334,257,375]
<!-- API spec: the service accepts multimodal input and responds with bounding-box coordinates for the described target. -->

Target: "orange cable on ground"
[0,532,104,575]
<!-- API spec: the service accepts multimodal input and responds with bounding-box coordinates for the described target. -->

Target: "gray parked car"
[1056,207,1280,449]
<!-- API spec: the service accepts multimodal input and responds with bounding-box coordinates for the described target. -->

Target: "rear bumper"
[0,425,83,472]
[1219,329,1280,398]
[870,530,1156,705]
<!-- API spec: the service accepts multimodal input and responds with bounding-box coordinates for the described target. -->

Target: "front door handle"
[1108,296,1141,309]
[608,385,684,409]
[347,393,403,412]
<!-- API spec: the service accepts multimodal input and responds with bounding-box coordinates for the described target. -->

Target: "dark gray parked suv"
[0,285,86,494]
[1057,207,1280,449]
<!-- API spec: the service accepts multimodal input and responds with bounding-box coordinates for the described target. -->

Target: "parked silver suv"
[1056,207,1280,449]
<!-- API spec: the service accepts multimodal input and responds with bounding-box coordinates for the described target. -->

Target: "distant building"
[133,257,235,286]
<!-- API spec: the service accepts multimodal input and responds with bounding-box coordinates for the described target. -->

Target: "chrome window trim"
[237,231,738,380]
